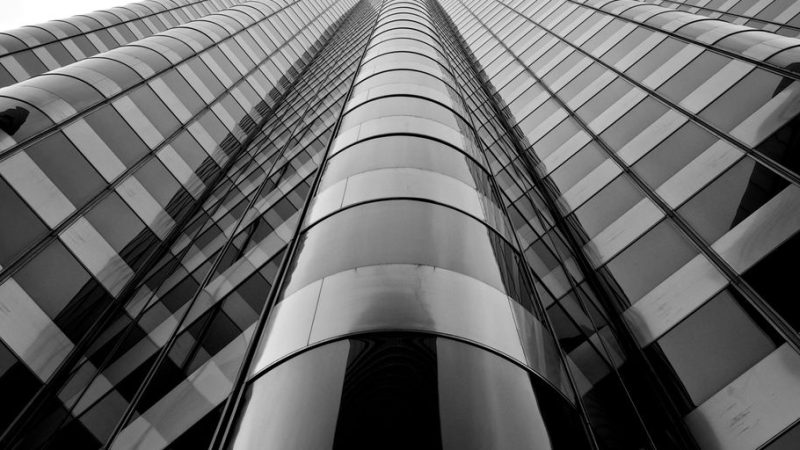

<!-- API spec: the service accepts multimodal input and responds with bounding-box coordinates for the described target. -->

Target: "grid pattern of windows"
[0,0,250,89]
[1,0,800,448]
[441,0,800,447]
[0,0,358,446]
[643,0,800,36]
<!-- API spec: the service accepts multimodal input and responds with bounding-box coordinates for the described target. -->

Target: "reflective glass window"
[0,65,14,88]
[533,117,582,159]
[656,289,777,404]
[14,51,47,77]
[599,28,650,66]
[556,62,605,102]
[85,192,146,253]
[128,85,181,137]
[550,141,607,193]
[285,200,523,300]
[342,97,461,131]
[170,130,208,171]
[0,177,47,266]
[700,68,783,132]
[231,340,349,449]
[160,69,205,115]
[79,58,142,92]
[605,220,697,303]
[134,158,183,212]
[14,239,91,318]
[575,77,631,124]
[657,51,730,103]
[85,104,149,167]
[0,98,54,144]
[438,338,589,448]
[625,37,684,81]
[186,57,225,97]
[573,175,643,238]
[27,75,103,112]
[600,96,668,152]
[743,232,800,333]
[632,121,716,188]
[678,157,789,243]
[26,131,106,208]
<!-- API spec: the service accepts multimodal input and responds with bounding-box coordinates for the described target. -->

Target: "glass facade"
[0,0,799,448]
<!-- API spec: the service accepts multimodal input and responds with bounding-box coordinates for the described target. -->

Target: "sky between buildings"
[0,0,126,32]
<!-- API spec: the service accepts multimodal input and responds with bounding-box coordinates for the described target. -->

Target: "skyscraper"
[0,0,798,447]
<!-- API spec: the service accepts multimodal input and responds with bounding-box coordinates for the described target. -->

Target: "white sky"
[0,0,128,32]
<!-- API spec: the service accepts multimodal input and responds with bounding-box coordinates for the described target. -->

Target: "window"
[743,231,800,333]
[657,51,730,102]
[573,175,643,238]
[128,85,181,138]
[700,68,783,132]
[550,141,607,192]
[575,77,631,124]
[656,289,777,405]
[14,240,91,318]
[605,220,697,303]
[0,178,47,266]
[632,121,716,188]
[625,37,684,81]
[678,157,789,243]
[26,132,106,208]
[0,98,54,144]
[600,96,668,152]
[84,105,150,167]
[85,193,146,254]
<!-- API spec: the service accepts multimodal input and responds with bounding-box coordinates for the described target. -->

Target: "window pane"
[14,240,91,318]
[678,157,789,243]
[605,220,697,303]
[0,98,54,144]
[656,289,776,405]
[0,177,47,266]
[84,105,150,167]
[26,131,106,208]
[549,141,606,193]
[573,175,643,239]
[632,121,716,188]
[700,68,783,132]
[743,232,800,333]
[601,97,668,152]
[657,51,730,103]
[128,85,181,137]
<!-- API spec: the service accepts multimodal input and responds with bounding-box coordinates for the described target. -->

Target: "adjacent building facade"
[0,0,798,448]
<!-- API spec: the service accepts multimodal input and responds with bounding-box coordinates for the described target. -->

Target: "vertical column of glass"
[224,0,593,448]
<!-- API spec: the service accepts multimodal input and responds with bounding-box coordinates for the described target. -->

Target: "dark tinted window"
[678,157,789,243]
[656,289,776,404]
[14,240,91,318]
[86,105,149,167]
[26,132,106,208]
[0,177,47,266]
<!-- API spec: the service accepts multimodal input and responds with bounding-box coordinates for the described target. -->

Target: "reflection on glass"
[0,106,29,136]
